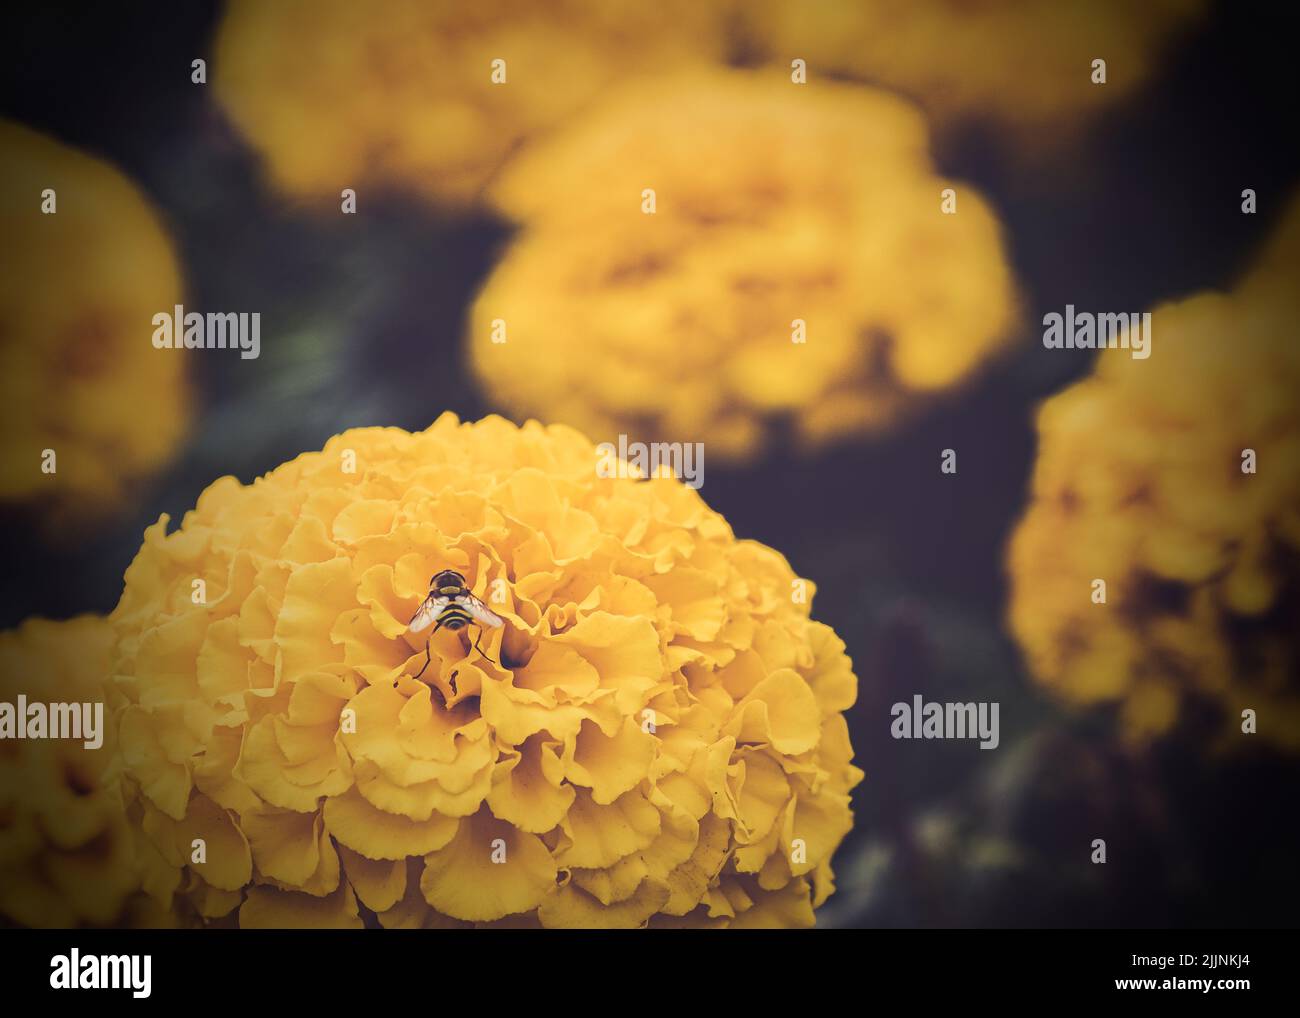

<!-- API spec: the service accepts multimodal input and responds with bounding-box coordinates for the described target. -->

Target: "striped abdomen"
[437,605,474,631]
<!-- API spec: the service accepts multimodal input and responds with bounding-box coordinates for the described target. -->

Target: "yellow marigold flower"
[213,0,727,210]
[1007,229,1300,746]
[0,120,190,518]
[109,413,862,927]
[470,70,1019,461]
[742,0,1205,144]
[0,616,146,927]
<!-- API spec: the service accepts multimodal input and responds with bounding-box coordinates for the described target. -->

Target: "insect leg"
[472,625,498,666]
[412,637,433,681]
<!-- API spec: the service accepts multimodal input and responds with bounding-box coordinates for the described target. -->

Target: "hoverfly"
[407,569,504,680]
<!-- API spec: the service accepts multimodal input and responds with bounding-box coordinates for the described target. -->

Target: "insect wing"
[409,595,449,634]
[459,593,504,628]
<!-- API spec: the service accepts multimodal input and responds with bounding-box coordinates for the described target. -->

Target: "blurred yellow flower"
[213,0,727,210]
[0,120,191,520]
[742,0,1206,146]
[471,70,1019,461]
[0,617,148,927]
[1007,208,1300,747]
[1237,192,1300,303]
[109,413,862,927]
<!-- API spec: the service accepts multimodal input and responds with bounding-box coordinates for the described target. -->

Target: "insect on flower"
[406,569,504,682]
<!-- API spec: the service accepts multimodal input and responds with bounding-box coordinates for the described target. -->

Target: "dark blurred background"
[2,1,1297,927]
